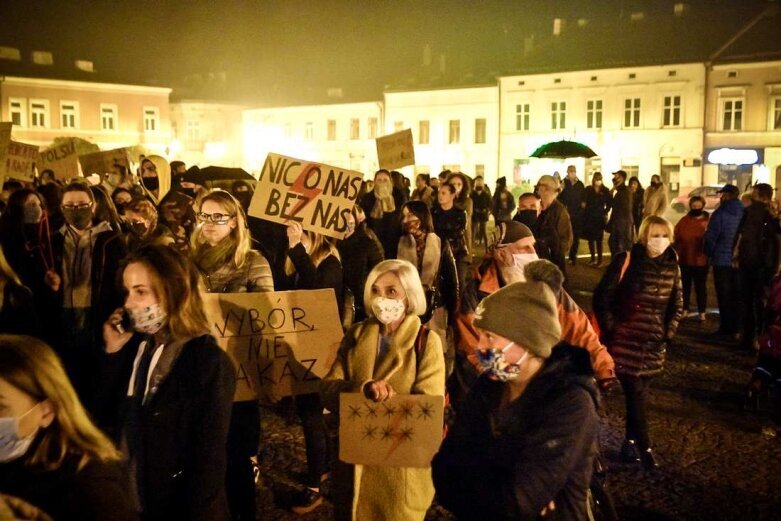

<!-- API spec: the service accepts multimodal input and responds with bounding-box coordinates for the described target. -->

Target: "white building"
[384,85,499,185]
[242,102,383,176]
[170,100,245,168]
[499,63,706,195]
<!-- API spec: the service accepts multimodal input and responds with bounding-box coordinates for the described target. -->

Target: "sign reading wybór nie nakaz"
[247,153,364,240]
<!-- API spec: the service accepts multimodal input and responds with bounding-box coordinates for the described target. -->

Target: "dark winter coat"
[703,198,744,268]
[0,282,39,336]
[433,206,469,259]
[593,243,683,377]
[470,189,492,223]
[337,223,384,320]
[582,185,612,241]
[433,344,600,521]
[608,184,633,236]
[559,178,586,233]
[285,243,345,317]
[0,438,137,521]
[733,200,780,276]
[631,187,645,228]
[359,188,406,259]
[94,334,235,521]
[533,199,573,271]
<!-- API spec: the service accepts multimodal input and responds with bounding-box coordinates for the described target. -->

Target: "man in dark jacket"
[470,176,491,246]
[733,183,780,350]
[533,175,573,276]
[704,184,745,338]
[607,170,634,255]
[559,165,586,265]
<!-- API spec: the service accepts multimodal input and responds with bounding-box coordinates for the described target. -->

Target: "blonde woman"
[593,215,682,469]
[321,259,445,521]
[0,334,135,520]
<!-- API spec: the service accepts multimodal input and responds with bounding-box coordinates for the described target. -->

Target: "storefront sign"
[706,148,763,166]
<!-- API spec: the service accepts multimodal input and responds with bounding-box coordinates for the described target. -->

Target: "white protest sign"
[79,147,131,177]
[339,393,445,468]
[38,138,81,179]
[376,129,415,170]
[202,289,343,402]
[3,141,38,183]
[247,153,364,240]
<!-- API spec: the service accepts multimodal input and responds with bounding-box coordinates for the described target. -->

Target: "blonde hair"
[0,335,122,471]
[637,215,674,245]
[284,231,340,276]
[191,190,252,269]
[363,259,427,317]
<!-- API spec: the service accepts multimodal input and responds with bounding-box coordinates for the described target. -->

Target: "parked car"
[670,185,723,213]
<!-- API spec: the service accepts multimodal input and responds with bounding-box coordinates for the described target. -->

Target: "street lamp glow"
[707,148,759,166]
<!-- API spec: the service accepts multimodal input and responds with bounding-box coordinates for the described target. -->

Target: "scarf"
[397,233,441,287]
[193,236,236,275]
[370,182,396,219]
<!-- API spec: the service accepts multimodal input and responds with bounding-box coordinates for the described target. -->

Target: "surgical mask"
[647,237,670,258]
[476,342,526,382]
[23,205,43,224]
[0,403,39,463]
[512,252,538,269]
[371,297,406,325]
[142,176,160,191]
[128,303,167,335]
[62,207,93,230]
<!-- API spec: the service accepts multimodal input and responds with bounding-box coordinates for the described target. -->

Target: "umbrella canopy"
[181,165,254,184]
[530,140,597,159]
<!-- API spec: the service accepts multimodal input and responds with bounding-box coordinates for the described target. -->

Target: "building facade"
[170,100,245,168]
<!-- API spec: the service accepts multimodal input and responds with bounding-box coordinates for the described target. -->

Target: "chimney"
[423,44,432,66]
[75,60,94,72]
[439,53,446,74]
[31,51,53,65]
[630,12,645,22]
[0,46,21,61]
[673,3,689,17]
[553,18,564,36]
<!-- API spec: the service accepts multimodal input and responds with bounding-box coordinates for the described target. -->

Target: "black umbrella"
[530,140,597,159]
[181,165,255,184]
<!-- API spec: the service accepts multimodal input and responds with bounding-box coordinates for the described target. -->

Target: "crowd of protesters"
[0,156,779,521]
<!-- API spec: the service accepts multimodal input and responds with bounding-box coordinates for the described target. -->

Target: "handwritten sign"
[339,393,444,468]
[247,153,364,240]
[79,147,131,177]
[2,141,38,183]
[202,289,343,402]
[0,123,11,184]
[38,138,80,180]
[376,129,415,170]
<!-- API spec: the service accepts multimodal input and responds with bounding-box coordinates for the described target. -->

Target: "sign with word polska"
[376,129,415,170]
[247,153,364,240]
[339,393,445,468]
[3,141,39,183]
[202,289,343,403]
[38,138,81,180]
[79,147,131,177]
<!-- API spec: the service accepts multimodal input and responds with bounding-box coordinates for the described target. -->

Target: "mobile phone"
[114,311,132,334]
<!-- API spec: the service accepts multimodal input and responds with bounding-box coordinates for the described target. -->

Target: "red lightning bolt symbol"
[384,399,413,460]
[287,164,323,219]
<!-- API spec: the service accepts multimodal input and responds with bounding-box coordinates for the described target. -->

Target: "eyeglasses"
[61,202,93,211]
[197,212,234,224]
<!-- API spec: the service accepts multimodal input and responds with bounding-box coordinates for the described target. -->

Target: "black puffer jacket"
[337,223,384,320]
[593,243,683,377]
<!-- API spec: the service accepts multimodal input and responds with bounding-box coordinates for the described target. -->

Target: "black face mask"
[689,209,704,217]
[63,207,93,230]
[234,192,252,211]
[515,209,538,228]
[142,176,160,191]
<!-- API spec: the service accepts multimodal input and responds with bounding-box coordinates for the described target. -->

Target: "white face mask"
[128,303,168,335]
[0,404,39,463]
[371,297,406,325]
[512,252,539,269]
[647,237,670,258]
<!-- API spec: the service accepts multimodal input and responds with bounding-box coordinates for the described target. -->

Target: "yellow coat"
[321,314,446,521]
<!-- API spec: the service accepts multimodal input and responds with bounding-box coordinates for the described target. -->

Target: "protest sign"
[79,147,131,177]
[247,153,363,240]
[202,289,343,402]
[38,138,80,179]
[0,123,11,184]
[339,393,445,468]
[2,141,38,183]
[375,129,415,170]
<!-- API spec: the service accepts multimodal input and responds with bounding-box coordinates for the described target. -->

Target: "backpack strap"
[414,325,431,370]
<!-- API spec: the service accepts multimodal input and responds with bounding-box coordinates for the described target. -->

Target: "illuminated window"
[327,119,337,140]
[475,118,486,144]
[474,164,485,178]
[623,98,641,128]
[721,98,743,131]
[449,120,460,144]
[551,101,566,129]
[186,120,200,140]
[350,118,360,140]
[368,117,378,139]
[515,103,530,131]
[586,99,602,129]
[144,107,160,132]
[9,98,26,126]
[621,165,639,178]
[770,98,781,130]
[101,104,118,131]
[30,99,49,128]
[663,95,681,127]
[305,122,314,141]
[60,101,79,129]
[418,120,429,144]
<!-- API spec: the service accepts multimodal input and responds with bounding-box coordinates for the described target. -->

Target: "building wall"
[170,101,245,168]
[499,63,705,192]
[384,86,499,186]
[242,102,383,176]
[0,77,171,154]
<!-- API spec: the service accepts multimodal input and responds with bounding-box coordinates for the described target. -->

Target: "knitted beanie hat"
[473,281,561,358]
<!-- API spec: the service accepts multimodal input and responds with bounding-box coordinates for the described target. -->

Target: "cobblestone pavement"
[256,259,781,520]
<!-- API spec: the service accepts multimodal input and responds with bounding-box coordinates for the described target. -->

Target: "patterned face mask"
[371,297,406,325]
[128,303,168,335]
[475,341,527,382]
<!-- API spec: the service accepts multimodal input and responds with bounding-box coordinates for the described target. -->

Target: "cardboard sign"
[0,123,11,184]
[38,138,80,180]
[339,393,445,468]
[247,153,364,240]
[202,289,343,402]
[3,141,38,183]
[376,129,415,170]
[79,147,131,177]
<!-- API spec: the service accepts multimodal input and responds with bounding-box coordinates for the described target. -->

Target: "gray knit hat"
[473,281,561,358]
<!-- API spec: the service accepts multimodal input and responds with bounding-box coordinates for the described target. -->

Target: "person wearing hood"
[139,156,171,205]
[593,215,682,469]
[703,184,745,338]
[433,281,600,521]
[230,180,254,214]
[359,169,405,259]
